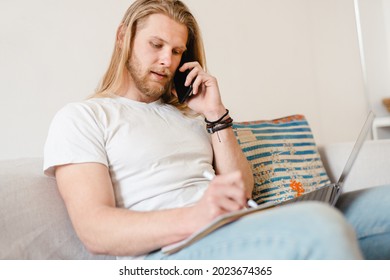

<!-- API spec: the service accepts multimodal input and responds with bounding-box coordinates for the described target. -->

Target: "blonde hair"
[93,0,206,110]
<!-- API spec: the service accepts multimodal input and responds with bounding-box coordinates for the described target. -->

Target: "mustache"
[150,67,173,78]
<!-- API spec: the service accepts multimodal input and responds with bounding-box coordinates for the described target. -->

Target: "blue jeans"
[145,185,390,260]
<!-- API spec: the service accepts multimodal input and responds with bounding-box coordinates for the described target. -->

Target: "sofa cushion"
[233,115,330,205]
[0,158,114,259]
[319,139,390,193]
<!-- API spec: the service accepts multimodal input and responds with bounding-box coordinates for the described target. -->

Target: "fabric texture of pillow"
[233,115,330,205]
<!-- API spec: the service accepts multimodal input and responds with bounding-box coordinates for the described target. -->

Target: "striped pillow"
[233,115,330,205]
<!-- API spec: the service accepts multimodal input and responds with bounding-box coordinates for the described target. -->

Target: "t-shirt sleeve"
[43,102,108,177]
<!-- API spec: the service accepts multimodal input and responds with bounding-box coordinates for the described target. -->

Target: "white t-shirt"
[44,96,214,212]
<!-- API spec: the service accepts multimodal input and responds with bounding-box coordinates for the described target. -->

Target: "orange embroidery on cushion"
[290,180,304,197]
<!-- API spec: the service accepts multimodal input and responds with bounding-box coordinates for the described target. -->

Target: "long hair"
[93,0,206,110]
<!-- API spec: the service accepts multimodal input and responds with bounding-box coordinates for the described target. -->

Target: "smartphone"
[174,69,193,103]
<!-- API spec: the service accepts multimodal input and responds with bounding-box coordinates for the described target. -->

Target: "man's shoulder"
[58,97,118,114]
[51,98,112,125]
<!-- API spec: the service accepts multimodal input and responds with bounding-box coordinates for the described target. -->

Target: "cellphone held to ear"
[174,69,193,103]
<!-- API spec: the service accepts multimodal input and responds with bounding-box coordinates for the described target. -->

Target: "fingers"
[179,61,200,72]
[178,62,215,95]
[178,61,200,86]
[176,61,223,117]
[205,171,247,213]
[190,171,248,229]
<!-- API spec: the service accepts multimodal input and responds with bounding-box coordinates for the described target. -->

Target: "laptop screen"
[337,111,375,186]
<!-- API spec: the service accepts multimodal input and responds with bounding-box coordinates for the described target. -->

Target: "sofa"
[1,139,390,259]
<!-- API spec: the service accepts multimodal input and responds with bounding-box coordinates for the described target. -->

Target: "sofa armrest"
[318,139,390,193]
[0,158,114,259]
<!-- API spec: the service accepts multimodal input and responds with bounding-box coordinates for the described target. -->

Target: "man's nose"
[159,50,172,67]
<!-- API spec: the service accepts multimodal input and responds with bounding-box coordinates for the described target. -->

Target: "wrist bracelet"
[206,116,233,128]
[205,109,229,124]
[207,122,233,134]
[206,117,233,134]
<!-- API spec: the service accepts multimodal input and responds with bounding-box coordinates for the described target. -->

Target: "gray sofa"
[1,139,390,259]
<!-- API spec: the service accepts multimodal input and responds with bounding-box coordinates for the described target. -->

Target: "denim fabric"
[145,205,356,259]
[146,185,390,260]
[336,184,390,260]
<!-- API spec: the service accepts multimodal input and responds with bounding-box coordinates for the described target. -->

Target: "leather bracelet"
[204,109,229,124]
[207,122,233,134]
[206,117,233,129]
[206,116,233,134]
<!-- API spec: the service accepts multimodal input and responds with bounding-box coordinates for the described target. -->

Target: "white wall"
[357,0,390,116]
[0,0,371,160]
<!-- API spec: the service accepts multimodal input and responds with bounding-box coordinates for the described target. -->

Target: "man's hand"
[176,61,226,120]
[186,171,248,232]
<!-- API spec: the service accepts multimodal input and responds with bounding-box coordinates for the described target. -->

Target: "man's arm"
[55,162,247,257]
[181,62,254,197]
[206,108,254,198]
[55,163,193,256]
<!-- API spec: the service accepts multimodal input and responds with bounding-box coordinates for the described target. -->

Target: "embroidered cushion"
[233,115,330,205]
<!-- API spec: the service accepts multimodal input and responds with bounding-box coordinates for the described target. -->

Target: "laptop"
[279,110,375,207]
[162,111,375,254]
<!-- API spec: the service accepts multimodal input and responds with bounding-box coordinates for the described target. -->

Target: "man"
[44,0,389,260]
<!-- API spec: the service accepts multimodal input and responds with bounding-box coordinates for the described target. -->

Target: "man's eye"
[151,42,162,48]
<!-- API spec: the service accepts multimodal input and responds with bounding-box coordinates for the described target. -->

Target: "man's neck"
[117,81,161,104]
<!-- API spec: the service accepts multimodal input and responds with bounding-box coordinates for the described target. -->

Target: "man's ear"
[116,24,126,49]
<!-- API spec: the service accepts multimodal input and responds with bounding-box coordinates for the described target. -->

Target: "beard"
[126,54,172,100]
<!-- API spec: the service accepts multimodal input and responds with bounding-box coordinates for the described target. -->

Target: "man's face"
[126,13,188,101]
